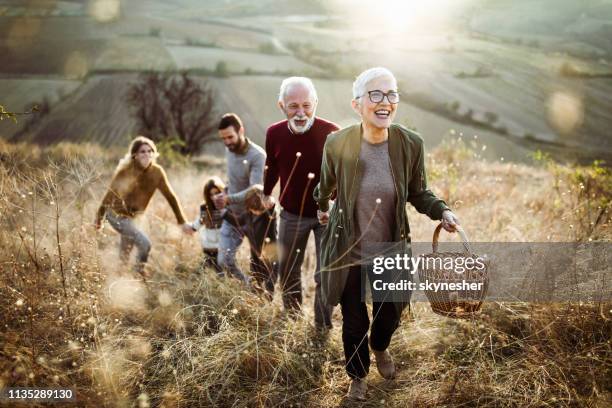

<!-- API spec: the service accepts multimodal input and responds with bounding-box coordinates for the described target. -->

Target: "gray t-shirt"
[351,138,397,262]
[226,140,266,215]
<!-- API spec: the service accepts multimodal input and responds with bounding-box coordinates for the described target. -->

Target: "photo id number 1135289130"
[1,388,75,402]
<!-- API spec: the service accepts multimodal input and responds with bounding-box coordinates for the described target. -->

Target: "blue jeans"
[106,212,151,272]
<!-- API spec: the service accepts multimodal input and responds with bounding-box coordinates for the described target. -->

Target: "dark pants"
[218,208,278,294]
[202,248,221,275]
[278,210,333,328]
[341,264,405,379]
[249,209,279,294]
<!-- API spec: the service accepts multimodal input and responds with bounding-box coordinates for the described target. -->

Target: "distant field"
[167,46,322,74]
[0,15,108,75]
[93,37,176,71]
[0,13,281,75]
[18,74,139,147]
[108,15,277,52]
[175,20,274,50]
[468,0,612,55]
[0,1,84,17]
[2,0,611,163]
[0,77,81,139]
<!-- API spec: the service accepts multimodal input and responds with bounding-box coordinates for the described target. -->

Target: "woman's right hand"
[441,210,460,232]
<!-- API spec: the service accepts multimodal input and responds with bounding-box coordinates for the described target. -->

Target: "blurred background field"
[1,0,612,163]
[0,1,611,407]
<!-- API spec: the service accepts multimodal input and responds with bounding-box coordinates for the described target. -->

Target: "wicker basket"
[418,223,489,318]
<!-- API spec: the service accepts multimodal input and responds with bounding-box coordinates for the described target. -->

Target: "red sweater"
[264,117,339,217]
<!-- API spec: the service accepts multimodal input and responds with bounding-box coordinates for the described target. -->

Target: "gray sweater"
[226,138,266,215]
[350,138,396,263]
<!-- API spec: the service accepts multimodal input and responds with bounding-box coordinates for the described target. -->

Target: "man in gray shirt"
[214,113,278,295]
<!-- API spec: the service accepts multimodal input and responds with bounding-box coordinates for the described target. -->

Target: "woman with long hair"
[95,136,193,277]
[314,67,460,400]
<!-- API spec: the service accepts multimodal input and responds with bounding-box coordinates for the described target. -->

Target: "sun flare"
[339,0,460,33]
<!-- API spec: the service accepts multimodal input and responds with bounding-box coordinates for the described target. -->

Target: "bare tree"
[126,72,218,155]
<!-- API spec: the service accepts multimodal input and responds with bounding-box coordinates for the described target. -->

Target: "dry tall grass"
[0,139,610,407]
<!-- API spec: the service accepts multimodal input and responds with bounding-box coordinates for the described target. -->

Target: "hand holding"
[441,210,460,233]
[263,195,276,210]
[181,223,195,235]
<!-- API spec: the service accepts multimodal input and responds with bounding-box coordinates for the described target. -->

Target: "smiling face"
[134,143,154,168]
[352,75,398,130]
[279,83,317,134]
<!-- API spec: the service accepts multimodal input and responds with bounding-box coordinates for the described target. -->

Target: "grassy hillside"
[0,140,609,407]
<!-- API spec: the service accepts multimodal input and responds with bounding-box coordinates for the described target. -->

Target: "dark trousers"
[341,264,405,379]
[249,209,279,294]
[278,210,333,328]
[218,208,278,294]
[202,248,221,274]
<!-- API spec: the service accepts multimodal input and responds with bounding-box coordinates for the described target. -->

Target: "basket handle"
[432,223,471,254]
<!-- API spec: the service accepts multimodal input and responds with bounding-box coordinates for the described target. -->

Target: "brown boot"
[347,377,367,401]
[373,349,396,379]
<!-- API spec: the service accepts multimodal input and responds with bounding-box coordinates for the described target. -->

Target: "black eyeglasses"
[357,90,400,104]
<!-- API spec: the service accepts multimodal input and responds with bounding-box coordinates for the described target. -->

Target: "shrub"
[214,61,229,78]
[149,27,162,37]
[126,72,218,155]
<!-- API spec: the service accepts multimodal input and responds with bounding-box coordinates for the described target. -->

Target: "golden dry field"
[0,139,610,407]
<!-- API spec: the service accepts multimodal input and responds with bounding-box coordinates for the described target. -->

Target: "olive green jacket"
[313,123,450,307]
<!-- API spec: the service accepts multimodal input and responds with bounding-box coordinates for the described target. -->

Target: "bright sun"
[339,0,460,34]
[390,0,454,30]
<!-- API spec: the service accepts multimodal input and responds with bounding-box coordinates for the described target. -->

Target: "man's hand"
[317,210,329,225]
[94,218,102,230]
[263,195,276,210]
[441,210,460,232]
[213,192,228,209]
[181,223,195,235]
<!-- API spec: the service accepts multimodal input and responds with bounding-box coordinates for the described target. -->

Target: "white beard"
[289,115,315,134]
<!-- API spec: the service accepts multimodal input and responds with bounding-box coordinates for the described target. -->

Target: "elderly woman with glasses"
[314,67,460,400]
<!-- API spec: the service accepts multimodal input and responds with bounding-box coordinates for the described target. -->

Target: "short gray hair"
[278,77,318,103]
[352,67,397,100]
